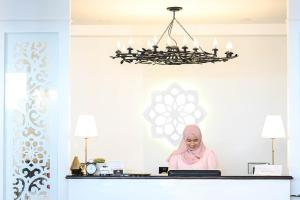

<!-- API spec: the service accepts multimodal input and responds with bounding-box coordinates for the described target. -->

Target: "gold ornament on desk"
[70,156,84,176]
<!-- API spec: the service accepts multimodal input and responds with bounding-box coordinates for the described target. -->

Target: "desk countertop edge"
[65,175,293,180]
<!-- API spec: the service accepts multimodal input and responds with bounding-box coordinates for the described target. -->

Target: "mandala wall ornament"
[144,83,206,145]
[5,33,58,200]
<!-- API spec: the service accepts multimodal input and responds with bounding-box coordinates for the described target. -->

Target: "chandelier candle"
[111,7,238,65]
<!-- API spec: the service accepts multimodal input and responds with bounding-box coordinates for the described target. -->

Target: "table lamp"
[75,115,98,164]
[261,115,285,165]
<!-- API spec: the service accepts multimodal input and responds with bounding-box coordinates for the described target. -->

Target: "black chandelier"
[111,7,238,65]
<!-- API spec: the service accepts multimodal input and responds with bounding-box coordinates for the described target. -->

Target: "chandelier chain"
[174,18,194,42]
[157,20,173,45]
[168,20,178,46]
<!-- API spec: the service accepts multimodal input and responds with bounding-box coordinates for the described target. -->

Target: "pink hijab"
[168,125,206,165]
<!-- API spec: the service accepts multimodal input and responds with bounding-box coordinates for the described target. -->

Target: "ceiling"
[71,0,286,25]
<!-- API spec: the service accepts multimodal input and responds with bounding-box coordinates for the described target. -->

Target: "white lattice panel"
[5,33,59,200]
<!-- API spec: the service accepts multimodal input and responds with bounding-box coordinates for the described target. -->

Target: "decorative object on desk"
[94,157,105,163]
[86,162,97,176]
[247,162,269,175]
[70,156,84,176]
[261,115,285,165]
[113,169,123,176]
[107,161,124,175]
[75,115,98,165]
[144,83,205,145]
[254,164,282,176]
[95,163,106,176]
[111,7,238,65]
[93,157,106,176]
[99,165,112,175]
[159,167,169,174]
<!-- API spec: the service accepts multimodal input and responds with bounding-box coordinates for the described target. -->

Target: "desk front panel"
[68,178,290,200]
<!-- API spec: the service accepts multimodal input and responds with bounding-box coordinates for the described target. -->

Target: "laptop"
[168,170,221,177]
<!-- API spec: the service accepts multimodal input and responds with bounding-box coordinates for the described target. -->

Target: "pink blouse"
[168,149,218,170]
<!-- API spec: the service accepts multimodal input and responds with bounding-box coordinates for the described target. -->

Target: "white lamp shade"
[262,115,285,138]
[75,115,98,137]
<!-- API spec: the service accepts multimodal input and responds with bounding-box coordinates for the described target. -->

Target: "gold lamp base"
[84,137,88,164]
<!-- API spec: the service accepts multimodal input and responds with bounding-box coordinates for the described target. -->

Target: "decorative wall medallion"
[5,34,57,200]
[144,83,205,145]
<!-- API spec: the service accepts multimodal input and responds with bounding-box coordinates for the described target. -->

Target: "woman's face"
[185,134,201,150]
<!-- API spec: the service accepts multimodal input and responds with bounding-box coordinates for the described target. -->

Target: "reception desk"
[66,175,292,200]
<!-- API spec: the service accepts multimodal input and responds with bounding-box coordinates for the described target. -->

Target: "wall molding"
[287,1,300,193]
[71,24,286,37]
[0,24,5,200]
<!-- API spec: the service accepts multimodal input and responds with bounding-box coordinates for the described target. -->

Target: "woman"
[168,124,217,170]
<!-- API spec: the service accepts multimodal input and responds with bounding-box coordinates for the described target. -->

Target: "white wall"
[70,25,287,175]
[0,0,68,20]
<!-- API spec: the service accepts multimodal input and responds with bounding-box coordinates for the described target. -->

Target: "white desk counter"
[66,175,292,200]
